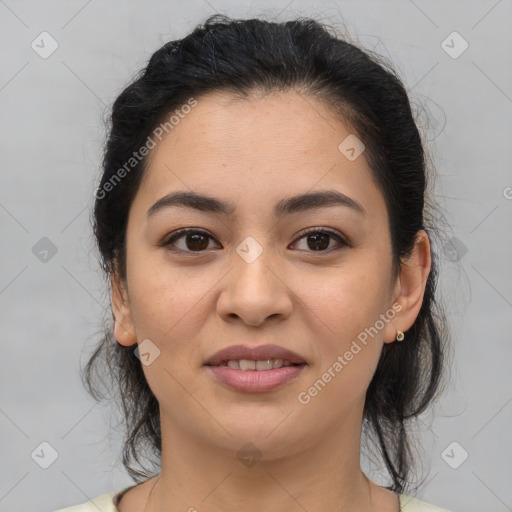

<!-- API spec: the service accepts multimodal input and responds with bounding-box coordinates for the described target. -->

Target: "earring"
[396,330,405,342]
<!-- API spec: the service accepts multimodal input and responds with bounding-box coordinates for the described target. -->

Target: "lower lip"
[206,364,306,393]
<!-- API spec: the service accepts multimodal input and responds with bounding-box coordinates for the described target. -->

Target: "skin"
[111,89,431,512]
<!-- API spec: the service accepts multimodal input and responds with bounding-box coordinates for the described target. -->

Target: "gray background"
[1,1,511,511]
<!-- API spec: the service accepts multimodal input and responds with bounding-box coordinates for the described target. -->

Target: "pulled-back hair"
[83,13,447,494]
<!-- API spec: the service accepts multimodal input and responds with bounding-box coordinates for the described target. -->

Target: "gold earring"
[396,330,405,342]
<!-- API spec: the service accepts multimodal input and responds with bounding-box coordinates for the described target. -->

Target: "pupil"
[308,233,329,251]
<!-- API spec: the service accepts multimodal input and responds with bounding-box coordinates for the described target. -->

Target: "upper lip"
[205,344,307,366]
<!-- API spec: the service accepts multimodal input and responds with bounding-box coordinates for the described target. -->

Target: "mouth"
[204,344,307,392]
[204,343,307,367]
[212,359,305,371]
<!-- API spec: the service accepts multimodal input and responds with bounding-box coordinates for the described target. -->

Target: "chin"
[208,412,309,452]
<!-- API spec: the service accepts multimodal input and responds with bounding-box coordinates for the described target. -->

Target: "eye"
[291,227,348,252]
[161,227,348,255]
[162,228,220,253]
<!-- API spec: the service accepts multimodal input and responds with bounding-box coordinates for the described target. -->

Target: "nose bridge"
[217,234,292,325]
[232,234,276,297]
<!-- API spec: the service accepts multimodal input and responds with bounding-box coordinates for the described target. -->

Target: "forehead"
[135,89,386,222]
[147,89,353,168]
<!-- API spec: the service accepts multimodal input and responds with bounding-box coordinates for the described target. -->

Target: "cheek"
[295,256,391,339]
[126,251,216,358]
[290,254,391,396]
[126,259,216,406]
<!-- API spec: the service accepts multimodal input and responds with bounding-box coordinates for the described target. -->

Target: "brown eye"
[163,229,219,253]
[162,227,348,255]
[292,228,348,252]
[306,232,330,251]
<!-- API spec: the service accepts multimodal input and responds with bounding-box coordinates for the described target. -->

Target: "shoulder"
[400,493,452,512]
[54,492,117,512]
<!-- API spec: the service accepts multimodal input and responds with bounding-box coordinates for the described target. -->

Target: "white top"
[54,489,452,511]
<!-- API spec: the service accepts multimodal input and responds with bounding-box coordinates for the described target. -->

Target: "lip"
[204,344,306,366]
[206,365,306,393]
[204,344,307,393]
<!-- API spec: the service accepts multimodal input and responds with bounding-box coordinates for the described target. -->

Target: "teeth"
[224,359,296,371]
[256,359,273,371]
[239,359,256,371]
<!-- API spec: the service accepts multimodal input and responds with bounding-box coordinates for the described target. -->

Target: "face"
[112,89,428,460]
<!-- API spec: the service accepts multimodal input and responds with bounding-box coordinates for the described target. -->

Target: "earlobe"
[384,230,432,344]
[110,271,138,347]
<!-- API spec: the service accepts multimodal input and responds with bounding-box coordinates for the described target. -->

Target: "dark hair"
[83,14,448,494]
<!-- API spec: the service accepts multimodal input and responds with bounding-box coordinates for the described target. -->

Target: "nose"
[216,243,293,327]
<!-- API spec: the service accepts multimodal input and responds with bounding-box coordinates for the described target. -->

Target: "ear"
[383,230,432,344]
[110,267,137,347]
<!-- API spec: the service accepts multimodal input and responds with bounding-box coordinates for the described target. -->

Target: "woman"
[57,14,451,512]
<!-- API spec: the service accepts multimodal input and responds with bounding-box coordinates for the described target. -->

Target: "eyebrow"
[146,189,366,219]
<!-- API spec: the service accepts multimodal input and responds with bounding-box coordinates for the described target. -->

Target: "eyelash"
[161,227,349,255]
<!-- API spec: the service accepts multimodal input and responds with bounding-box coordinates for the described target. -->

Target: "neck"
[144,407,389,512]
